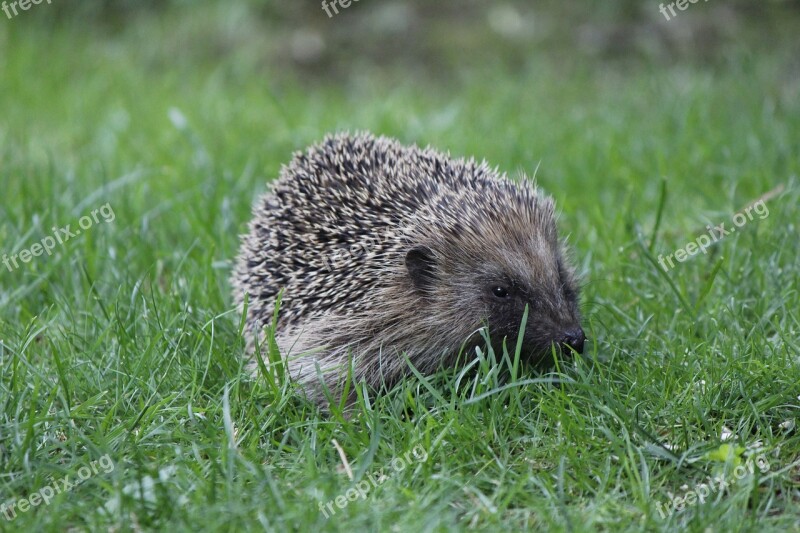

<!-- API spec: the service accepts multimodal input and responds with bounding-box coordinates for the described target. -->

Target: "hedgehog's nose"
[560,328,585,354]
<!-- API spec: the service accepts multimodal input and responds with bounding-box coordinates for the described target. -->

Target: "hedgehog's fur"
[232,132,584,406]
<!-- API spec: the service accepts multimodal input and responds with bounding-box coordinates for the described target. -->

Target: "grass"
[1,3,799,531]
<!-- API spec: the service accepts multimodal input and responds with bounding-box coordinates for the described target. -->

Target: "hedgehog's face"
[475,258,585,363]
[405,218,584,364]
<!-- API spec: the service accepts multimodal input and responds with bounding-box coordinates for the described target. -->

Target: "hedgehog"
[231,132,585,406]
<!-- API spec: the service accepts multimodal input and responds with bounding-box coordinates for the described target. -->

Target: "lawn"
[1,1,799,531]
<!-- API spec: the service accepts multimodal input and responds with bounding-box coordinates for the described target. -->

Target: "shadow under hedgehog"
[231,132,585,407]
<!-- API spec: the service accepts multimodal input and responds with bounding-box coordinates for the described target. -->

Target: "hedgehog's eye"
[491,286,509,299]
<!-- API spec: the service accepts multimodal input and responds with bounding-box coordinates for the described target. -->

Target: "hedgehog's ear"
[406,245,437,293]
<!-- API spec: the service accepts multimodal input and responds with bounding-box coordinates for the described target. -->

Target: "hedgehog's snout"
[559,327,585,354]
